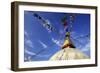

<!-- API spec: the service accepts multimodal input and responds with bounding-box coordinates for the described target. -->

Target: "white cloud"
[81,42,90,52]
[38,40,48,48]
[36,54,52,58]
[24,31,28,36]
[24,56,32,61]
[25,39,34,48]
[24,31,34,48]
[24,31,29,38]
[25,49,36,56]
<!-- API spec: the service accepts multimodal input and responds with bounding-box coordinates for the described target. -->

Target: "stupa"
[50,32,89,60]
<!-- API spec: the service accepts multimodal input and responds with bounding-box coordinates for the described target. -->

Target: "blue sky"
[24,11,90,61]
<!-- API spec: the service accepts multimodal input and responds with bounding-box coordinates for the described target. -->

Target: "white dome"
[50,48,89,60]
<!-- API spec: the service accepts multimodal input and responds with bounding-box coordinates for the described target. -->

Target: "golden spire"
[62,32,75,49]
